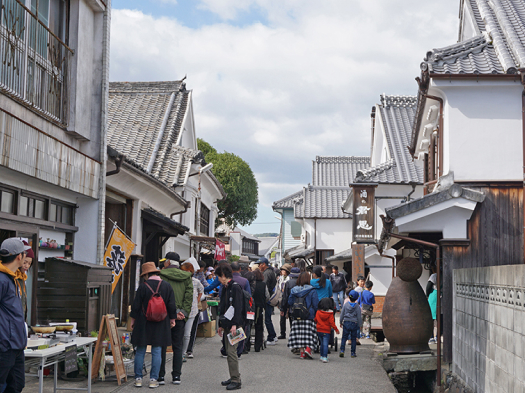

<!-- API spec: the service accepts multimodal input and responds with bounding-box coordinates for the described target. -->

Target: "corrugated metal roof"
[424,0,525,75]
[355,95,424,184]
[107,81,205,188]
[312,156,370,187]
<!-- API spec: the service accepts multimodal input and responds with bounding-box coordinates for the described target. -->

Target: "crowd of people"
[130,250,381,390]
[0,235,379,392]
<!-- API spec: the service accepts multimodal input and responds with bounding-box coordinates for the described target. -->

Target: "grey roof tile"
[312,156,370,187]
[295,186,351,219]
[107,81,225,196]
[272,190,303,209]
[424,0,525,75]
[356,95,424,184]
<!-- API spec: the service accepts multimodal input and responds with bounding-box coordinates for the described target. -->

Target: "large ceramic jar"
[382,257,433,353]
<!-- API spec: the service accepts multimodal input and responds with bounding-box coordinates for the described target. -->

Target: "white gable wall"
[303,218,352,255]
[370,106,391,167]
[434,80,522,181]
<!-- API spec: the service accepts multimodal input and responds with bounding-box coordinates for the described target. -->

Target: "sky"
[110,0,460,235]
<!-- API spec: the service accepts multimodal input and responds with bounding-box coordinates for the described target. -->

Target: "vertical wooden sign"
[352,184,377,243]
[352,244,365,283]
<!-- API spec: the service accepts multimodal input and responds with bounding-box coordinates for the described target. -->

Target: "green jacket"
[159,267,193,320]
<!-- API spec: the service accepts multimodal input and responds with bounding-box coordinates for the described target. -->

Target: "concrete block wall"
[453,265,525,393]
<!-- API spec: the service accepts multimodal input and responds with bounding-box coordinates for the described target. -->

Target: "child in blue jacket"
[339,289,362,358]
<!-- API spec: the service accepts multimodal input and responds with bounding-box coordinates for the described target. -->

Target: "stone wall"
[453,265,525,393]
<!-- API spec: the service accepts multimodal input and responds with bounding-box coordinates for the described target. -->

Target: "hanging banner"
[352,184,377,244]
[215,239,226,261]
[104,225,136,293]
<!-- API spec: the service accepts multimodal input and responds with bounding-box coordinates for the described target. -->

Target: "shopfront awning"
[142,208,189,238]
[325,248,352,263]
[284,244,314,260]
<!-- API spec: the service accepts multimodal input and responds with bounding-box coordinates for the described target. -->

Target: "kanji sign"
[104,225,135,293]
[352,184,377,244]
[215,239,226,261]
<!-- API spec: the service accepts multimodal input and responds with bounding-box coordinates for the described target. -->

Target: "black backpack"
[232,282,254,320]
[292,289,312,320]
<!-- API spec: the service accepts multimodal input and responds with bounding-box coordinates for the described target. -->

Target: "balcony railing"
[0,0,73,125]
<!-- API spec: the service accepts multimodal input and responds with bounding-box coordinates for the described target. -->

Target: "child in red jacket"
[314,298,340,363]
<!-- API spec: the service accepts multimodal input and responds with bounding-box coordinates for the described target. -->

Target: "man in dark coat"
[281,267,300,328]
[258,257,277,345]
[0,238,30,393]
[130,262,177,388]
[218,263,245,391]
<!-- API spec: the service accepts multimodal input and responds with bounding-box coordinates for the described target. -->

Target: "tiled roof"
[424,0,525,75]
[356,95,424,184]
[312,156,370,187]
[108,81,205,187]
[272,190,303,209]
[295,186,351,219]
[425,34,505,74]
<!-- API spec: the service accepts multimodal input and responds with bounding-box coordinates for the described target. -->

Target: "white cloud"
[110,1,459,228]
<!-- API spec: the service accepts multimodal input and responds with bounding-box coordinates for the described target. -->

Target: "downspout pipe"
[97,1,111,265]
[388,232,441,387]
[380,253,396,278]
[106,153,123,176]
[520,69,525,262]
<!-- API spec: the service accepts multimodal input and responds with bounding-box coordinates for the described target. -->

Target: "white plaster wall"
[179,96,197,150]
[314,219,352,254]
[434,80,522,181]
[374,184,425,240]
[371,106,391,167]
[459,3,478,41]
[73,197,99,262]
[230,232,242,256]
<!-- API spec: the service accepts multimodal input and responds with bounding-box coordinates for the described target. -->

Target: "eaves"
[108,153,188,209]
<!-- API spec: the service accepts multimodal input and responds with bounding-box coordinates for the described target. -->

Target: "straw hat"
[140,262,159,277]
[238,255,250,263]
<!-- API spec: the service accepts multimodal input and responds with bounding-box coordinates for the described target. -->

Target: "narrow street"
[114,315,396,393]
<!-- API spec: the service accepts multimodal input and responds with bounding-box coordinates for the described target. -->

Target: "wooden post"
[352,244,365,282]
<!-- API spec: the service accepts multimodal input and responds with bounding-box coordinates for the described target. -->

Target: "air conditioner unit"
[300,234,305,242]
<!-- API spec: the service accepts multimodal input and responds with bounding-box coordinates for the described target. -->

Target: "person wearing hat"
[339,289,363,358]
[160,252,180,270]
[0,238,32,393]
[248,261,259,271]
[277,263,291,339]
[280,266,301,343]
[257,257,278,345]
[159,258,193,385]
[130,262,177,388]
[15,241,34,323]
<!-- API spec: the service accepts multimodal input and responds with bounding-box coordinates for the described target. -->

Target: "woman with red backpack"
[130,262,177,388]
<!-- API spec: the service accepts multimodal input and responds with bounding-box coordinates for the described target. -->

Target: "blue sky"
[110,0,460,236]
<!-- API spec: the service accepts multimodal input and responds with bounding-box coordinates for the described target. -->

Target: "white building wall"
[433,80,522,181]
[283,209,302,251]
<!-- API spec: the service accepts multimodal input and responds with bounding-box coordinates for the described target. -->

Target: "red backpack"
[143,281,168,322]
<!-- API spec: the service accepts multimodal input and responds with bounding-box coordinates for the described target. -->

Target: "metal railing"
[0,0,73,125]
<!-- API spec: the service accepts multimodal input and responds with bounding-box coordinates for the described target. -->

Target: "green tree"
[197,138,258,227]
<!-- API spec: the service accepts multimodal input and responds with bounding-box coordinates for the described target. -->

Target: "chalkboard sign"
[64,344,78,374]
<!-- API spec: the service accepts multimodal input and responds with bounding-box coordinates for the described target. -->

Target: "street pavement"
[25,314,397,393]
[114,314,396,393]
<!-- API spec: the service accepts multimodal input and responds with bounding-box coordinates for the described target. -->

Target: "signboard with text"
[215,239,226,261]
[104,225,136,293]
[352,184,377,244]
